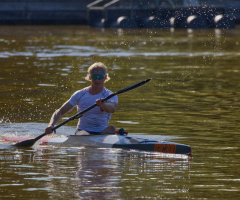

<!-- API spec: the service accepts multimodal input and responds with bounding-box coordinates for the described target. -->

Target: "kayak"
[3,134,192,156]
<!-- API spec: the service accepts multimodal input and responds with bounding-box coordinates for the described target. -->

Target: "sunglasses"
[91,74,106,80]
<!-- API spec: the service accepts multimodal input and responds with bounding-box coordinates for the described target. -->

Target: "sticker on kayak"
[154,143,177,154]
[97,139,106,143]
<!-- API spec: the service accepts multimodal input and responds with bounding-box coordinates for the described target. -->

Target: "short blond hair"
[85,62,110,82]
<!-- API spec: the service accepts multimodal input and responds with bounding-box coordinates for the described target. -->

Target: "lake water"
[0,25,240,199]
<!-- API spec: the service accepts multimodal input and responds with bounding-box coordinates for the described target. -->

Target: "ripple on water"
[0,122,76,137]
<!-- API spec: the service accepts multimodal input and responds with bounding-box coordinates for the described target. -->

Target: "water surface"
[0,25,240,199]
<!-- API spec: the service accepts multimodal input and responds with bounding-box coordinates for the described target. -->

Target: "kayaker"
[45,62,118,135]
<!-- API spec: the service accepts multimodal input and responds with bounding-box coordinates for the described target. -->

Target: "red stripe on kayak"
[3,137,55,144]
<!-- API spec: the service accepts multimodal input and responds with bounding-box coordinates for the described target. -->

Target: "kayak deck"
[3,134,192,156]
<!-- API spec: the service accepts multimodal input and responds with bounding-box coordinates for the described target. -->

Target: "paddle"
[13,78,152,148]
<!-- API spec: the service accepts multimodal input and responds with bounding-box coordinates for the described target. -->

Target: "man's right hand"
[45,125,55,134]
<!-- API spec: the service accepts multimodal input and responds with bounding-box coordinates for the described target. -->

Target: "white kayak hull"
[4,134,192,156]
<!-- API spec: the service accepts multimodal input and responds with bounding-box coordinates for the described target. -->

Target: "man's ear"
[104,75,107,81]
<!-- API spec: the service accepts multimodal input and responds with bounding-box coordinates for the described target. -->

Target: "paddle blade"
[13,138,37,148]
[12,133,46,148]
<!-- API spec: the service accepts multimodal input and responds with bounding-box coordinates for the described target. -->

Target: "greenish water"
[0,25,240,199]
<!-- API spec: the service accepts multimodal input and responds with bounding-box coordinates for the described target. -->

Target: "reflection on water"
[0,147,191,200]
[3,43,240,58]
[0,25,240,199]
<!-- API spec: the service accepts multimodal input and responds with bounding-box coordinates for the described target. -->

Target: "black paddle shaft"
[53,78,152,130]
[13,78,152,148]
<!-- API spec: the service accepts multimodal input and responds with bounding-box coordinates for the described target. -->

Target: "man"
[45,62,118,135]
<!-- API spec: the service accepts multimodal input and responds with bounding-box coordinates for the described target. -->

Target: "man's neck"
[89,85,104,95]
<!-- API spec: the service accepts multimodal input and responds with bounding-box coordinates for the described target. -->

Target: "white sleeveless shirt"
[68,86,118,133]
